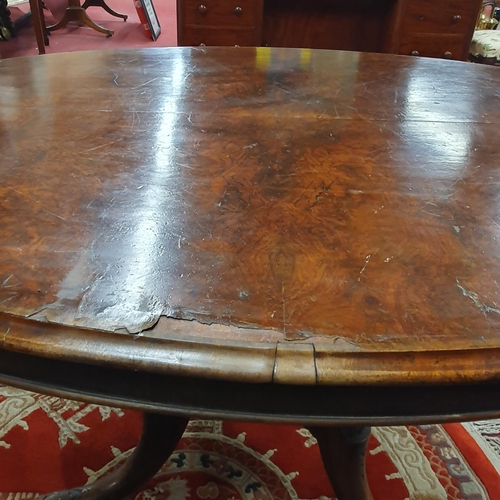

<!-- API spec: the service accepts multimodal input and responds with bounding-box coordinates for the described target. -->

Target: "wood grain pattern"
[261,0,392,51]
[1,48,500,387]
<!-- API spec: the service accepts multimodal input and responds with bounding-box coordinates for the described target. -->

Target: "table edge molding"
[2,312,500,385]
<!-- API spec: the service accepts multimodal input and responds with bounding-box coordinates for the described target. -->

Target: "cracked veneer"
[456,280,500,317]
[5,299,360,353]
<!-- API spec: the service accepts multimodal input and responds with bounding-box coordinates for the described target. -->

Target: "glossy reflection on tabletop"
[1,47,500,354]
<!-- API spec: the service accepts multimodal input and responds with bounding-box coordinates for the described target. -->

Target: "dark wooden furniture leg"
[308,426,374,500]
[47,0,114,37]
[29,0,48,54]
[82,0,127,21]
[42,413,188,500]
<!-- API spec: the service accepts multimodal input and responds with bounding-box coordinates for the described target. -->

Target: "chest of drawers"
[177,0,482,61]
[177,0,263,46]
[389,0,482,60]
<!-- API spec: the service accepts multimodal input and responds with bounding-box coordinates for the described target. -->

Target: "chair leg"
[28,0,46,54]
[39,0,49,45]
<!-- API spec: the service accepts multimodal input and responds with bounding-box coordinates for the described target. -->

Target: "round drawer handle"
[234,6,242,14]
[411,50,419,56]
[453,14,462,21]
[199,4,207,13]
[443,51,453,59]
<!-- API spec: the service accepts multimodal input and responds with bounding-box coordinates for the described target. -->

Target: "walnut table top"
[1,48,500,424]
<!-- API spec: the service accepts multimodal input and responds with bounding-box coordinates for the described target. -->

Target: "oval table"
[1,47,500,500]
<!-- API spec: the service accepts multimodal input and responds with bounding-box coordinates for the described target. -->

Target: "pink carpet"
[0,0,176,59]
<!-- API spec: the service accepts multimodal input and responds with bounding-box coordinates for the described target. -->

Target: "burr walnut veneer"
[1,47,500,499]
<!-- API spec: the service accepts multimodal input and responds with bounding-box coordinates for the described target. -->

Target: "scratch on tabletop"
[456,279,500,316]
[448,177,466,189]
[489,217,500,230]
[2,328,10,343]
[421,210,441,218]
[0,296,15,306]
[113,74,119,86]
[131,110,141,129]
[132,78,159,90]
[2,275,12,288]
[25,306,49,319]
[244,143,258,149]
[7,187,66,221]
[2,275,20,288]
[80,138,123,154]
[75,133,91,142]
[276,84,292,95]
[358,255,371,281]
[331,335,361,348]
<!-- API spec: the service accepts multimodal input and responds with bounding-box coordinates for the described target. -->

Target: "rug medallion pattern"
[0,385,498,500]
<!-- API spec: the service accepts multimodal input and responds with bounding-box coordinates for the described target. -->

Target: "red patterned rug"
[0,384,499,499]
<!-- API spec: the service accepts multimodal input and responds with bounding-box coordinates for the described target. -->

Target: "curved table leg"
[42,413,189,500]
[47,0,114,37]
[81,0,128,21]
[308,426,374,500]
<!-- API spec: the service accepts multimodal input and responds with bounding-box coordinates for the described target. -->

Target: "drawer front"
[396,33,467,60]
[180,26,259,46]
[402,0,479,34]
[183,0,258,27]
